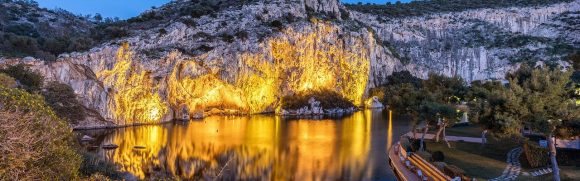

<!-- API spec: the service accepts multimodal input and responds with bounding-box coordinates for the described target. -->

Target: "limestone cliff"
[352,0,579,82]
[0,0,578,127]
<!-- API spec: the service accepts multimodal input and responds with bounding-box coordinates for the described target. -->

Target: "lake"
[77,109,410,180]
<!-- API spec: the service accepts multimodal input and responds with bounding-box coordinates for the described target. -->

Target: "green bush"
[270,20,284,29]
[523,141,549,168]
[42,82,86,124]
[0,73,16,88]
[409,138,427,152]
[443,164,469,181]
[281,89,355,110]
[0,86,81,180]
[432,151,445,162]
[0,64,44,92]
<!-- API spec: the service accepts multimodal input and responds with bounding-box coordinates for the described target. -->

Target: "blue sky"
[36,0,412,19]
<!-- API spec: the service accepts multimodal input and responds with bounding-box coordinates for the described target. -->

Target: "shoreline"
[72,110,367,131]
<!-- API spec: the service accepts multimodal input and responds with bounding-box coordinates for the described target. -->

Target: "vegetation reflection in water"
[92,110,398,180]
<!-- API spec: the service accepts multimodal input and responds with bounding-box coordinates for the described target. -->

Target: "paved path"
[489,147,523,181]
[404,132,483,143]
[522,167,553,177]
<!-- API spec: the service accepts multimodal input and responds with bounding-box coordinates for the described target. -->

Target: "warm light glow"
[387,110,393,150]
[95,22,373,122]
[97,43,168,124]
[97,113,375,180]
[166,22,371,117]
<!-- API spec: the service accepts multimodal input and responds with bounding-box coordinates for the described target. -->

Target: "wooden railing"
[394,138,452,181]
[408,153,451,181]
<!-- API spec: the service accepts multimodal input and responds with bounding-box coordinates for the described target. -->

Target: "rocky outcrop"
[277,97,356,116]
[304,0,341,18]
[365,96,384,109]
[1,0,387,127]
[352,0,579,82]
[1,0,578,128]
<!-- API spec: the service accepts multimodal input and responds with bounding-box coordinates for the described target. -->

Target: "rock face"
[352,0,579,82]
[365,96,384,109]
[1,0,578,127]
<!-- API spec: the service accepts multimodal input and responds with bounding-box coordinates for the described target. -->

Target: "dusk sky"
[35,0,412,19]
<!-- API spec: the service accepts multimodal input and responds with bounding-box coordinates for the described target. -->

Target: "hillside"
[0,0,578,127]
[352,0,579,81]
[0,0,96,61]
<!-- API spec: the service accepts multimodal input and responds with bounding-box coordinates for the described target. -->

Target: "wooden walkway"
[388,142,421,181]
[388,131,485,181]
[388,142,452,181]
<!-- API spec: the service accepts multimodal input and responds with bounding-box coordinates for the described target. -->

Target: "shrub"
[235,30,249,40]
[281,89,355,110]
[0,87,81,180]
[0,73,16,88]
[158,28,167,35]
[416,151,432,161]
[42,82,86,124]
[220,34,235,43]
[522,141,549,168]
[432,151,445,162]
[269,20,284,29]
[443,164,469,181]
[0,64,44,92]
[409,138,427,152]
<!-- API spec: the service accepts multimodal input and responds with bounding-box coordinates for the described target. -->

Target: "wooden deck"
[389,142,421,181]
[388,142,452,181]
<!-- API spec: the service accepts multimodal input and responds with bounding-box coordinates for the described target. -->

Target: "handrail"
[408,154,446,181]
[411,153,451,181]
[397,134,452,181]
[389,143,414,181]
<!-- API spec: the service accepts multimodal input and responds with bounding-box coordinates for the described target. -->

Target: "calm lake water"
[77,109,410,180]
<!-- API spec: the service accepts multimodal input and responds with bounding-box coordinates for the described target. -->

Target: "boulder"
[365,96,384,109]
[81,135,95,142]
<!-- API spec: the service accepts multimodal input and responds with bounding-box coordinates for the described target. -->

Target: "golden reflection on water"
[95,111,393,180]
[387,110,393,151]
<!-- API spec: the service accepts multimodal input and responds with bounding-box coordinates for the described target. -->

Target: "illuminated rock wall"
[40,21,377,125]
[97,43,170,125]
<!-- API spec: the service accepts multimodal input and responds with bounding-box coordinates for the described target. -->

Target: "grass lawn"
[425,136,518,180]
[425,125,580,181]
[427,124,485,138]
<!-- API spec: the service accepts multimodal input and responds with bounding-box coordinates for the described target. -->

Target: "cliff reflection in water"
[85,110,400,180]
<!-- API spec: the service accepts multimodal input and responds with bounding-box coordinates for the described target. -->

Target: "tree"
[42,82,86,124]
[93,13,103,22]
[433,103,458,148]
[466,80,506,145]
[496,66,579,181]
[379,71,425,139]
[417,73,467,149]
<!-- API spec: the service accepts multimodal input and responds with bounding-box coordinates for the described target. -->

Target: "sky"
[36,0,412,20]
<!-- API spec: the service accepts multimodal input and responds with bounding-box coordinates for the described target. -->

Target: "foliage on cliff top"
[281,89,355,110]
[346,0,573,18]
[0,86,81,180]
[0,0,96,61]
[0,64,44,92]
